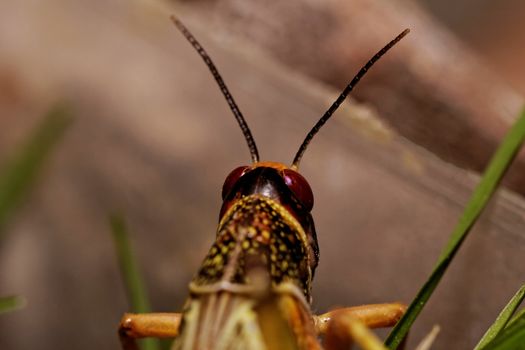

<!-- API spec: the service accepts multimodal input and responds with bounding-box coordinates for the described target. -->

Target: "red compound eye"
[222,166,250,200]
[282,169,314,211]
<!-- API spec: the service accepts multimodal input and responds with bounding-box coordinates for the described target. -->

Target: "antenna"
[171,16,260,163]
[292,29,410,169]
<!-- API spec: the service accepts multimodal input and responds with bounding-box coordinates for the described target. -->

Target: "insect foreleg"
[118,312,182,350]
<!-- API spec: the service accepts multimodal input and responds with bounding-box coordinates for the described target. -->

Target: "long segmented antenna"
[171,16,260,163]
[292,28,410,169]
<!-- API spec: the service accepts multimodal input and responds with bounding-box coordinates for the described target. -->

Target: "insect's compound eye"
[282,169,314,211]
[222,166,250,200]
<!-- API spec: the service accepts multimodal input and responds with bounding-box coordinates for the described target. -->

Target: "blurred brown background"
[0,0,524,349]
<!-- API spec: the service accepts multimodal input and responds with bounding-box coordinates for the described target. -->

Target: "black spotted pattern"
[193,195,311,299]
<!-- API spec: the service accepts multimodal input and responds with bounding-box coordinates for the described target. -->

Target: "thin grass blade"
[475,284,525,349]
[482,307,525,350]
[0,295,27,314]
[0,103,71,236]
[414,325,440,350]
[110,214,160,350]
[385,109,525,349]
[505,307,525,329]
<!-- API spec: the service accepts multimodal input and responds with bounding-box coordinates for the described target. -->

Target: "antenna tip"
[170,15,181,28]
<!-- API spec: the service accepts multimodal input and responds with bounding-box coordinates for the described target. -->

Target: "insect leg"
[314,303,406,350]
[314,302,406,333]
[118,312,182,350]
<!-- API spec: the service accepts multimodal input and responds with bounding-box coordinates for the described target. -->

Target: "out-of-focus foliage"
[111,214,161,350]
[0,296,26,315]
[0,103,71,315]
[0,104,71,237]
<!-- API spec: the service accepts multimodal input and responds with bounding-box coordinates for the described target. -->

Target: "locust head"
[173,16,408,300]
[219,161,319,286]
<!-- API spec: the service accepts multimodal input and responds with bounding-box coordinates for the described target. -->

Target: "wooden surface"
[0,1,524,349]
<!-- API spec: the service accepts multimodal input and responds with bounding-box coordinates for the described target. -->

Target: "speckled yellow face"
[193,194,314,299]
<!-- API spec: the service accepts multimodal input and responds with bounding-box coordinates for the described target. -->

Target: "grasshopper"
[119,16,409,350]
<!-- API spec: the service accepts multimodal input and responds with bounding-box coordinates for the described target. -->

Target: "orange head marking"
[252,161,289,172]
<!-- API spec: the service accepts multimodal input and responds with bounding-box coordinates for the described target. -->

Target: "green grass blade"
[385,109,525,349]
[505,307,525,329]
[110,214,160,350]
[0,103,71,236]
[482,308,525,350]
[110,214,151,312]
[0,295,27,314]
[475,284,525,349]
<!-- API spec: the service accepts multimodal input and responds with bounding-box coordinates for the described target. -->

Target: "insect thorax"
[190,195,313,301]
